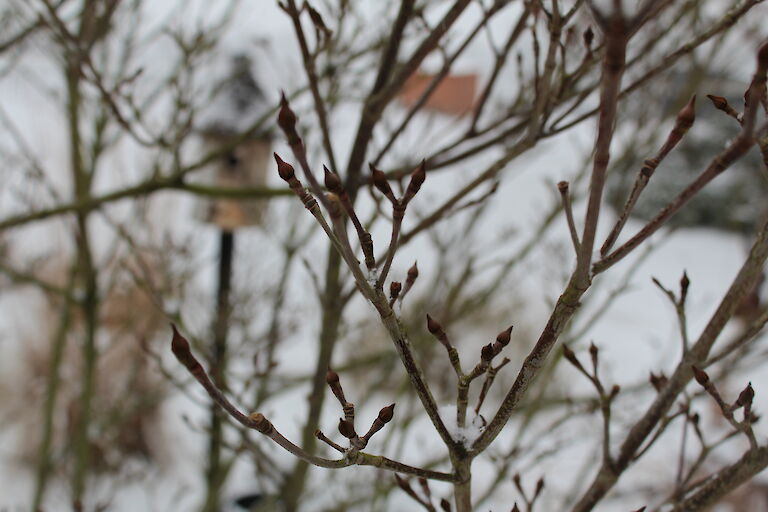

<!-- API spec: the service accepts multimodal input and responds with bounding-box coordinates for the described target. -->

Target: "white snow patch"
[438,405,485,447]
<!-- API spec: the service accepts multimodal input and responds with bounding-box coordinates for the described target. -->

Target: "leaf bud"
[736,382,754,408]
[378,403,395,424]
[496,326,513,346]
[274,153,295,181]
[481,343,495,362]
[278,91,298,135]
[338,418,357,439]
[323,165,343,194]
[691,365,709,386]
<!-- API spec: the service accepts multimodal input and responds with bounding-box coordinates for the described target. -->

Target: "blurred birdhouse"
[197,54,272,229]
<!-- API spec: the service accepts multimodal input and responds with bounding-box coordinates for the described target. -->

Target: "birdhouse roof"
[199,55,272,138]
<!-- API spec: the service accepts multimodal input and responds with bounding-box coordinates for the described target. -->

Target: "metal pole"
[204,229,234,512]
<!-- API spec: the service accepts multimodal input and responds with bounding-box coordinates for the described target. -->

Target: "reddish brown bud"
[736,382,755,408]
[496,326,513,346]
[675,95,696,129]
[557,181,569,194]
[706,94,728,110]
[323,165,343,194]
[338,418,357,439]
[534,477,545,497]
[278,91,297,134]
[440,497,452,511]
[632,508,646,512]
[691,413,699,425]
[426,314,444,335]
[691,365,709,386]
[274,153,295,181]
[171,324,200,371]
[583,26,594,49]
[389,281,402,300]
[481,343,495,362]
[407,262,419,281]
[609,384,621,399]
[404,160,426,202]
[326,368,347,404]
[511,504,520,512]
[562,345,579,366]
[378,403,395,423]
[369,163,396,200]
[589,342,599,367]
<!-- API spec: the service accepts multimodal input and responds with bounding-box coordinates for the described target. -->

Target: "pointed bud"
[609,384,621,400]
[324,165,343,194]
[563,345,580,367]
[370,163,396,201]
[691,413,699,425]
[534,477,545,497]
[675,95,696,130]
[706,94,728,110]
[338,418,357,439]
[633,508,646,512]
[171,324,201,372]
[736,382,754,408]
[589,342,599,368]
[691,365,709,386]
[426,314,444,336]
[404,160,426,202]
[326,368,347,404]
[407,262,419,282]
[583,26,594,49]
[481,343,495,362]
[378,403,395,423]
[511,504,520,512]
[680,271,690,302]
[440,498,452,512]
[274,153,295,181]
[496,326,513,346]
[278,91,297,134]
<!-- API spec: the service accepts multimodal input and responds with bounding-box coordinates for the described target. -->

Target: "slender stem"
[376,204,405,289]
[284,0,338,172]
[575,11,628,288]
[558,181,581,255]
[32,267,77,510]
